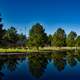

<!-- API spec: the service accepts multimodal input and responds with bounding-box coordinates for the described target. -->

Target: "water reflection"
[0,50,80,80]
[67,50,77,67]
[28,53,48,79]
[0,72,4,80]
[0,54,26,80]
[52,51,66,71]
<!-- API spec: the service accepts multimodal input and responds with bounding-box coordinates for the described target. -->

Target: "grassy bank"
[0,48,27,53]
[0,47,79,53]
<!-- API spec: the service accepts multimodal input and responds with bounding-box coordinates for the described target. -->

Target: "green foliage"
[3,27,18,43]
[76,36,80,47]
[28,23,48,49]
[2,27,27,48]
[17,33,27,47]
[47,34,53,46]
[0,14,5,39]
[0,14,80,48]
[66,31,77,47]
[0,14,6,47]
[52,28,66,47]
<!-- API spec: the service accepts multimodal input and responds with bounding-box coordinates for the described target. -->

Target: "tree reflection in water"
[0,50,79,79]
[67,50,77,67]
[0,58,5,80]
[28,50,80,79]
[0,54,26,79]
[28,52,49,79]
[51,51,66,72]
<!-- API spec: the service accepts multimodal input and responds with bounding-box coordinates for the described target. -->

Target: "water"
[0,50,80,80]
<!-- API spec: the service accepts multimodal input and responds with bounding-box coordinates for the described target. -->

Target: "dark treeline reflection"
[28,50,80,79]
[52,51,66,71]
[28,53,49,79]
[0,54,26,80]
[0,51,80,79]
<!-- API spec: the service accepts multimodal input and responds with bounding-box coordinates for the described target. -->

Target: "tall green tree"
[76,36,80,47]
[66,31,77,47]
[52,28,66,47]
[3,27,18,47]
[0,14,5,39]
[28,23,47,49]
[0,14,6,47]
[48,34,53,46]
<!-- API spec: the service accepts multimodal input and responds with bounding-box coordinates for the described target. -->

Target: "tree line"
[0,15,26,48]
[0,15,80,49]
[27,23,80,49]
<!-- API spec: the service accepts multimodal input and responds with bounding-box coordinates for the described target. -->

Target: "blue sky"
[0,0,80,35]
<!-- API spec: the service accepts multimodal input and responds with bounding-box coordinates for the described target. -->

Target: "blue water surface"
[0,50,80,80]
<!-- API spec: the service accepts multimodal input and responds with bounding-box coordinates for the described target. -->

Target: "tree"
[76,36,80,47]
[0,14,5,39]
[0,14,6,47]
[66,31,77,47]
[3,27,18,47]
[28,23,47,50]
[48,34,53,46]
[0,14,3,30]
[52,28,66,47]
[17,33,27,47]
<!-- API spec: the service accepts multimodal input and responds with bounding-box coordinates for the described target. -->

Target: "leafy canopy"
[52,28,66,47]
[28,23,48,49]
[66,31,77,47]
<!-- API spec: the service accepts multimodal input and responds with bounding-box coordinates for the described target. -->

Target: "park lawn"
[0,47,79,53]
[0,48,27,53]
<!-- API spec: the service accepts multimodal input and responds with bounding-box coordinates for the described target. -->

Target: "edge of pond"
[0,49,77,55]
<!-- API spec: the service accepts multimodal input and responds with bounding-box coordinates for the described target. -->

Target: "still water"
[0,50,80,80]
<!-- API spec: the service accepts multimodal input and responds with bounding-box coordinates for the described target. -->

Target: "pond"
[0,50,80,80]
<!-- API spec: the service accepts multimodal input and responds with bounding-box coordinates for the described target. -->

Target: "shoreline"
[0,47,79,53]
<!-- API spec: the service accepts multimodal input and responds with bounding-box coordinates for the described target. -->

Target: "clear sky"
[0,0,80,35]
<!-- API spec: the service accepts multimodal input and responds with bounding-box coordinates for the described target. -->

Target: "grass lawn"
[0,47,79,53]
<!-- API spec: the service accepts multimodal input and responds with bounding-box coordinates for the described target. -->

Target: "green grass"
[0,47,79,53]
[0,48,27,53]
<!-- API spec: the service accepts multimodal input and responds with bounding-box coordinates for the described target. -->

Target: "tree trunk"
[36,46,39,52]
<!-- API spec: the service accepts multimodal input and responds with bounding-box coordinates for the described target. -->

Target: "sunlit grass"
[0,47,79,53]
[0,48,27,53]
